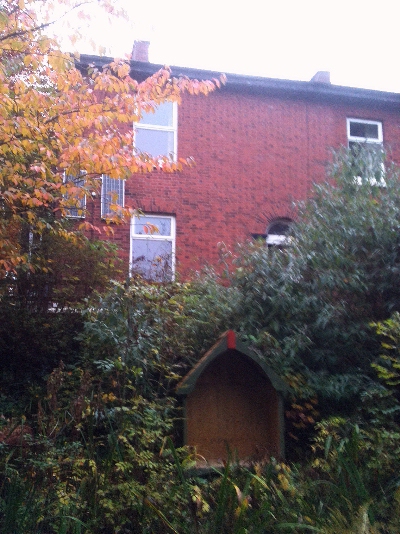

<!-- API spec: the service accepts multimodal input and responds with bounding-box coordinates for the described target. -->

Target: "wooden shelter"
[176,330,288,464]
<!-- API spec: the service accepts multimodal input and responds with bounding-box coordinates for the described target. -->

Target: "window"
[63,173,86,218]
[135,102,177,160]
[130,214,176,281]
[266,219,292,246]
[252,219,292,246]
[101,175,125,217]
[347,118,382,149]
[347,118,384,185]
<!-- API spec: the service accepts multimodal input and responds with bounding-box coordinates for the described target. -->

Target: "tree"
[3,150,400,532]
[0,0,222,283]
[216,147,400,411]
[0,0,224,401]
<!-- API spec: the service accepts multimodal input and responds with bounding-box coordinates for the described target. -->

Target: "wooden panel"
[185,351,282,463]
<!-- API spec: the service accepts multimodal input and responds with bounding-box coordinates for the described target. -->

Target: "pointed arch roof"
[176,330,289,396]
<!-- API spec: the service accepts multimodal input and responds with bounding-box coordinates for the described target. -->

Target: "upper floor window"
[347,118,384,185]
[130,214,176,281]
[101,175,125,217]
[347,118,382,150]
[63,173,86,218]
[135,102,177,160]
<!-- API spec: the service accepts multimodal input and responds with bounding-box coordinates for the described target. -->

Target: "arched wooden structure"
[176,331,288,464]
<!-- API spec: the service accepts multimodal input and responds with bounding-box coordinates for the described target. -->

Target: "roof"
[176,330,289,396]
[78,54,400,109]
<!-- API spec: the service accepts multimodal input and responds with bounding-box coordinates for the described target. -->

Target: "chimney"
[131,40,150,62]
[310,71,331,84]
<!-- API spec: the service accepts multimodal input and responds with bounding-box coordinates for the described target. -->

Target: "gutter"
[77,54,400,108]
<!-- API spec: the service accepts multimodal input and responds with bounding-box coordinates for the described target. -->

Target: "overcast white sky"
[73,0,399,93]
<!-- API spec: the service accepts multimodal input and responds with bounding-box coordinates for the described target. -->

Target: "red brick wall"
[88,87,400,278]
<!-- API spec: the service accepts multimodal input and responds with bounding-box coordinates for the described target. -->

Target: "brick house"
[77,44,400,280]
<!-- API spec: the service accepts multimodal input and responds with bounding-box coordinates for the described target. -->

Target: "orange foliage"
[0,0,223,277]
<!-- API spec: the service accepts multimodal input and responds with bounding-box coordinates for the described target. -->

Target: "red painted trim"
[227,330,236,349]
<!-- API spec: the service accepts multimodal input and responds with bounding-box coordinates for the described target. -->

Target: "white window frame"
[134,102,178,161]
[130,214,176,281]
[101,174,125,218]
[63,172,86,218]
[347,118,384,186]
[347,118,383,146]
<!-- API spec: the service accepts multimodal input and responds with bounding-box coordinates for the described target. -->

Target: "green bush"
[3,148,400,532]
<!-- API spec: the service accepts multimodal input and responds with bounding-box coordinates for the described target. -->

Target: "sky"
[70,0,399,93]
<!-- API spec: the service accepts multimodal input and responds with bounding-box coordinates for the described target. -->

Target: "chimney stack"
[310,71,331,84]
[131,41,150,62]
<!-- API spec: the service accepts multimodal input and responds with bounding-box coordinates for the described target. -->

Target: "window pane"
[141,102,174,127]
[268,222,290,235]
[136,129,175,157]
[134,216,172,236]
[64,174,86,218]
[101,175,124,216]
[350,121,379,140]
[131,239,173,281]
